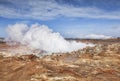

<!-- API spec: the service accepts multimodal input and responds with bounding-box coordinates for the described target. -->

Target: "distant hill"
[65,37,120,44]
[0,38,5,43]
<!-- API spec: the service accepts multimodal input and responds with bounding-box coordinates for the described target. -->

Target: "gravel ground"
[0,39,120,81]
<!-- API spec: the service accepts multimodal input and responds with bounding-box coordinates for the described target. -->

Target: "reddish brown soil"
[0,39,120,81]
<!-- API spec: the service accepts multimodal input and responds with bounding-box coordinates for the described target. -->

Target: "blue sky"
[0,0,120,38]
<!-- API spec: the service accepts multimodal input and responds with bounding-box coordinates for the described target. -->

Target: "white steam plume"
[6,23,93,54]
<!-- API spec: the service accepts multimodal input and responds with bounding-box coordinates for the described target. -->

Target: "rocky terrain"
[0,39,120,81]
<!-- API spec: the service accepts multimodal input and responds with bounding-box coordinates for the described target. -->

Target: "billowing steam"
[6,23,93,55]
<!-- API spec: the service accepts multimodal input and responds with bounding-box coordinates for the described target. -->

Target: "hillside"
[0,38,120,81]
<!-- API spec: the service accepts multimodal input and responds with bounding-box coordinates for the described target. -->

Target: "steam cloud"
[6,23,93,54]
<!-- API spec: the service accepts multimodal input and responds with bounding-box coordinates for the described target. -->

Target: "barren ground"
[0,39,120,81]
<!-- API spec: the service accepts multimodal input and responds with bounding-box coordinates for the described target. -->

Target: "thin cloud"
[84,34,112,39]
[0,0,120,20]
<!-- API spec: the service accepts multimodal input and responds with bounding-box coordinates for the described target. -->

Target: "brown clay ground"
[0,39,120,81]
